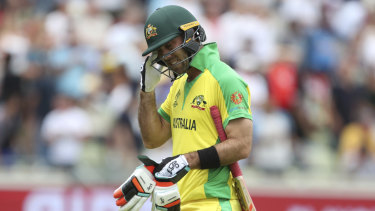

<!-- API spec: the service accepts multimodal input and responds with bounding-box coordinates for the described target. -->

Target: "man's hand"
[113,161,157,211]
[137,155,188,211]
[138,155,190,184]
[152,184,181,211]
[140,52,162,92]
[154,155,190,183]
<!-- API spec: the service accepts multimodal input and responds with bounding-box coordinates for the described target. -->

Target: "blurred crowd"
[1,0,375,184]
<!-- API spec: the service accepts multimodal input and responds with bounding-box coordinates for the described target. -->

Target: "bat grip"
[229,162,243,178]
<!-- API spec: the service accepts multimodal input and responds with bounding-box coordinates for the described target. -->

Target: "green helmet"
[142,5,206,56]
[142,5,206,81]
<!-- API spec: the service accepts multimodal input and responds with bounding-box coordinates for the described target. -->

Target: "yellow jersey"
[158,42,252,209]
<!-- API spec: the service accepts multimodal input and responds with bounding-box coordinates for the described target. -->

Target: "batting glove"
[140,52,163,92]
[113,160,157,211]
[138,155,190,184]
[152,183,181,211]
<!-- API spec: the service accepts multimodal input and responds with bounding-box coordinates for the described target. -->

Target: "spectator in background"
[44,1,70,48]
[294,72,337,171]
[241,42,296,174]
[73,1,113,50]
[233,39,269,111]
[357,6,375,76]
[0,0,6,24]
[355,5,375,108]
[198,0,228,44]
[16,17,55,163]
[103,1,145,82]
[267,42,298,112]
[31,0,58,15]
[278,0,320,30]
[104,62,133,116]
[102,57,143,151]
[330,0,366,42]
[251,96,294,175]
[0,53,22,165]
[338,100,375,178]
[48,29,102,76]
[290,1,343,171]
[300,2,342,78]
[332,54,365,131]
[219,0,277,65]
[93,0,129,14]
[40,93,92,173]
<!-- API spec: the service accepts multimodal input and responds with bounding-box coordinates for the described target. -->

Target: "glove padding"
[140,52,162,92]
[113,164,156,211]
[152,184,181,211]
[138,155,190,184]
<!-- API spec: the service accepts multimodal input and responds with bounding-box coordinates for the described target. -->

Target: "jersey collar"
[190,42,220,72]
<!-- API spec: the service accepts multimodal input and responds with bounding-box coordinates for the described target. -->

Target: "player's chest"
[170,81,214,128]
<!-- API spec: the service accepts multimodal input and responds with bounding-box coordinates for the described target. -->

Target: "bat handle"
[229,162,243,178]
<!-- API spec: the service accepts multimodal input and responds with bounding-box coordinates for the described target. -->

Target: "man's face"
[156,36,190,75]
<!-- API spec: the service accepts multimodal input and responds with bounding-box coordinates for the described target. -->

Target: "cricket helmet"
[142,5,206,81]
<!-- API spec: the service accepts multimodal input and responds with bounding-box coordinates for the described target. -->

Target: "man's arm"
[185,118,253,169]
[138,91,172,149]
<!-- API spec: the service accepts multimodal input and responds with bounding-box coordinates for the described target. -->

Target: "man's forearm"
[138,91,170,148]
[215,118,253,166]
[184,138,251,170]
[215,138,251,166]
[184,118,253,169]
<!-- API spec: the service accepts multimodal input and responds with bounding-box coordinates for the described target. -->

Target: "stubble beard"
[171,59,190,76]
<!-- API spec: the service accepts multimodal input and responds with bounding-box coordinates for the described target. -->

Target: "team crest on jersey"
[231,91,243,105]
[145,24,158,39]
[173,90,180,107]
[191,95,207,110]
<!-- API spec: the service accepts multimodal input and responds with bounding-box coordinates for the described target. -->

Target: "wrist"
[140,89,155,93]
[140,90,155,98]
[184,151,200,169]
[197,145,221,169]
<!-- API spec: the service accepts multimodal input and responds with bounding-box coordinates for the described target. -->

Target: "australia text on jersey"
[173,118,196,131]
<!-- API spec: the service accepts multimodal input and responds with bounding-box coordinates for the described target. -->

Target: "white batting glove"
[113,165,156,211]
[154,155,190,184]
[140,52,163,92]
[152,184,181,211]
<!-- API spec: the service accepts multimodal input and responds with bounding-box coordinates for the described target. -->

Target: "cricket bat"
[210,106,256,211]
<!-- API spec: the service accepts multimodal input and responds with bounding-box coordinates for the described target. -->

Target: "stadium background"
[0,0,375,210]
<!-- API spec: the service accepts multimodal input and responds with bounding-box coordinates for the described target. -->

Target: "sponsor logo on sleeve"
[231,91,243,105]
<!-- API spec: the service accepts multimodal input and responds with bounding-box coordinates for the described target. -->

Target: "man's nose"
[159,46,172,57]
[163,53,173,61]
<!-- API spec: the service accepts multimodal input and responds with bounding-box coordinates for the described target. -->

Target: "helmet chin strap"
[151,26,205,81]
